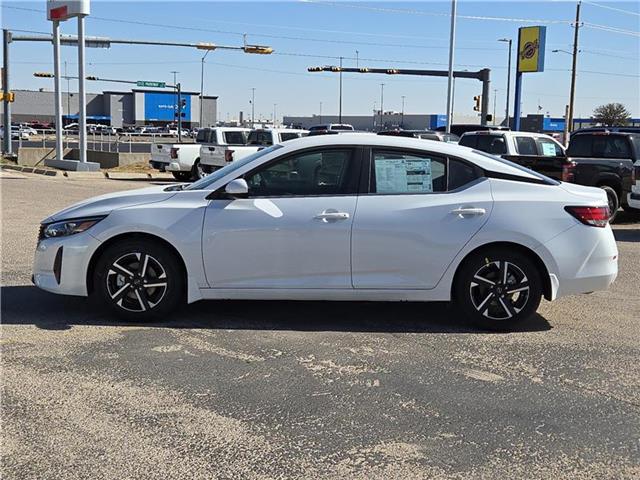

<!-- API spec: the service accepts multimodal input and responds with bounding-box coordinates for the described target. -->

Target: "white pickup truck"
[150,127,248,181]
[198,128,253,174]
[200,128,308,173]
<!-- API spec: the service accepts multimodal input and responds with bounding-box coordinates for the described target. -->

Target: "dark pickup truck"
[459,130,639,220]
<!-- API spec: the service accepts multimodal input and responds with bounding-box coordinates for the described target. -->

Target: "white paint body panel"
[32,134,618,307]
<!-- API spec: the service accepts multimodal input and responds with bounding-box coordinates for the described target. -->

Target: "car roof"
[273,133,542,180]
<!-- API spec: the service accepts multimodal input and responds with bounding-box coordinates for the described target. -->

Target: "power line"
[582,1,640,17]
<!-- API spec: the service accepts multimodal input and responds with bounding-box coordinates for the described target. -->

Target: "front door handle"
[314,210,350,222]
[451,207,486,217]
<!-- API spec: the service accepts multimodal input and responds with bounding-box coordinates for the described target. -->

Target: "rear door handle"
[314,210,350,222]
[451,207,486,217]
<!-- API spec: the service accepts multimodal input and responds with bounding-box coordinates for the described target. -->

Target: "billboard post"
[46,0,99,171]
[513,25,546,131]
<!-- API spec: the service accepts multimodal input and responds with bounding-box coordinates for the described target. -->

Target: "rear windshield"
[331,125,354,131]
[223,131,248,145]
[280,132,303,142]
[196,129,210,143]
[461,135,507,155]
[568,134,632,158]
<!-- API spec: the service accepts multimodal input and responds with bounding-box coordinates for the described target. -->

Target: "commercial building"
[282,113,486,131]
[1,88,218,128]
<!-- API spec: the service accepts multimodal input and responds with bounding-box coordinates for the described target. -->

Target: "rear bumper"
[534,224,618,299]
[149,160,167,172]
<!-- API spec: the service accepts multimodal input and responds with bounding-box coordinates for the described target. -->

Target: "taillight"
[225,150,234,163]
[170,147,179,159]
[562,161,576,182]
[564,206,609,227]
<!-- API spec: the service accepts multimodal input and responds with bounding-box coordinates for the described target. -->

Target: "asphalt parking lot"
[1,169,639,479]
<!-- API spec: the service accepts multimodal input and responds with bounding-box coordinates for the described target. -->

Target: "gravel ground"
[1,170,639,479]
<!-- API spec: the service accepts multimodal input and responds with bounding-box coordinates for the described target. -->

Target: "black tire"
[172,171,192,182]
[191,158,205,181]
[454,248,542,331]
[600,185,619,223]
[92,239,185,320]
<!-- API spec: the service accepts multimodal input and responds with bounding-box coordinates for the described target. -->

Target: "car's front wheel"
[93,239,185,320]
[454,248,542,331]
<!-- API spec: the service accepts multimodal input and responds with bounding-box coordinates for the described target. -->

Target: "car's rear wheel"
[600,185,619,222]
[93,240,185,320]
[172,171,192,182]
[454,248,542,331]
[192,158,206,181]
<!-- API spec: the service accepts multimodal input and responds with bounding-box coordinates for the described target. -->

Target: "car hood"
[559,182,608,204]
[43,184,178,223]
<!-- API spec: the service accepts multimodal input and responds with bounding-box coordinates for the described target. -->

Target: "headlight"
[41,216,106,239]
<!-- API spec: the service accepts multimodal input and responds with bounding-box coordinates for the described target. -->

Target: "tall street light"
[339,56,343,123]
[319,101,323,123]
[498,38,512,127]
[401,95,406,128]
[250,87,256,127]
[379,83,385,131]
[199,49,212,127]
[171,70,179,128]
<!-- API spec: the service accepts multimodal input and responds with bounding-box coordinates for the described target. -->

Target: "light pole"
[273,103,277,126]
[199,50,211,127]
[553,48,580,135]
[379,83,385,131]
[251,87,255,127]
[401,95,406,128]
[445,0,457,134]
[170,71,178,128]
[338,56,343,123]
[493,88,498,125]
[319,101,322,123]
[355,50,359,68]
[498,38,512,127]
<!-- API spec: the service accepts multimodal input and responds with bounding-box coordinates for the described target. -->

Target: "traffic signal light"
[1,92,15,102]
[386,69,400,75]
[307,66,324,72]
[473,95,481,112]
[86,76,98,81]
[34,72,54,78]
[244,45,273,55]
[181,99,187,107]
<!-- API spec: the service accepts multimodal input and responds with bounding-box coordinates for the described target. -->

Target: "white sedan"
[33,134,618,330]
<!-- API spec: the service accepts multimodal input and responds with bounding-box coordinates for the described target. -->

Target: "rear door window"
[515,136,538,155]
[477,135,507,155]
[196,129,211,143]
[370,150,447,194]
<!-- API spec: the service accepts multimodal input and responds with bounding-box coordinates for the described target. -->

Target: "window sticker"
[375,158,433,193]
[541,142,557,156]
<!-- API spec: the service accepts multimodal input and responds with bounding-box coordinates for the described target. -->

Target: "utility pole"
[65,61,70,119]
[498,38,512,127]
[3,29,11,154]
[77,13,87,166]
[52,20,63,164]
[493,89,498,125]
[355,50,359,68]
[171,71,178,129]
[568,1,581,134]
[401,95,406,128]
[379,83,385,131]
[176,82,182,142]
[445,0,457,134]
[251,88,256,126]
[338,56,343,123]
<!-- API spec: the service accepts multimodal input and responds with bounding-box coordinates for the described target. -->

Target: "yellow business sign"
[517,26,546,73]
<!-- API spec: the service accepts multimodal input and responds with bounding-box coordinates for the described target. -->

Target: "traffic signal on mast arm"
[473,95,481,112]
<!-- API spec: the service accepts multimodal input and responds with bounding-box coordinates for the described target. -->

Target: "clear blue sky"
[2,0,639,121]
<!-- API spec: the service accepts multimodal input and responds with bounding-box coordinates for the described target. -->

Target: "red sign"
[49,5,68,20]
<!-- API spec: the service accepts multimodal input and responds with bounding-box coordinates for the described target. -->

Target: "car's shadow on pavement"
[0,285,552,334]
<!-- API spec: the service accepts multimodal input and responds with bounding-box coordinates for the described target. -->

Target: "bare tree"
[592,103,631,126]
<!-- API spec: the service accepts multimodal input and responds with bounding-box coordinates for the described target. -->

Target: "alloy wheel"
[106,252,168,312]
[469,260,530,321]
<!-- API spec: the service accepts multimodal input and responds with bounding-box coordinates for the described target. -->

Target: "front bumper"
[32,232,101,297]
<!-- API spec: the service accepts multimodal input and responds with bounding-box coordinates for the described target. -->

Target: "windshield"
[185,144,283,190]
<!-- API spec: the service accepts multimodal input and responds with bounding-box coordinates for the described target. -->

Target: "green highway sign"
[136,80,166,88]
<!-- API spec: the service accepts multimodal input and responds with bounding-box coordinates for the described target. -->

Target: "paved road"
[1,171,639,479]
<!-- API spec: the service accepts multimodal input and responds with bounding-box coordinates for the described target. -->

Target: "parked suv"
[378,129,459,143]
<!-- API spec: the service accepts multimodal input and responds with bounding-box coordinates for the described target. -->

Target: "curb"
[0,164,61,176]
[105,172,151,180]
[63,171,107,179]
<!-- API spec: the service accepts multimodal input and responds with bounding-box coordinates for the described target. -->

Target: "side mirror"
[225,178,249,198]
